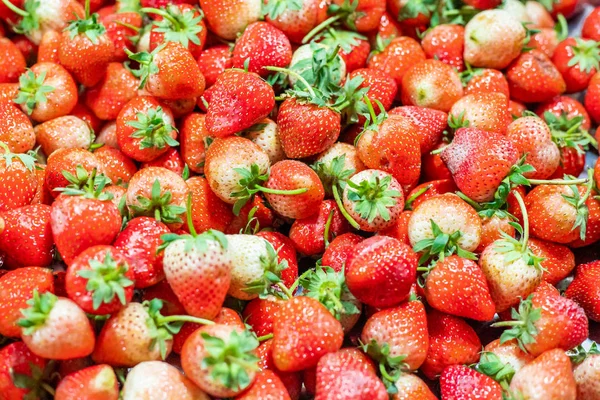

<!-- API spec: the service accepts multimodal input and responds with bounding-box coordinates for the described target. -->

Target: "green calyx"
[360,96,388,133]
[0,142,36,171]
[459,62,484,86]
[327,0,363,31]
[544,111,597,152]
[129,179,186,224]
[144,5,203,49]
[65,12,106,44]
[300,266,359,321]
[448,110,470,130]
[117,0,141,13]
[340,74,369,126]
[17,290,57,336]
[261,0,302,19]
[55,167,114,201]
[77,251,134,311]
[1,0,40,36]
[125,44,164,89]
[360,339,408,395]
[568,39,600,74]
[427,0,478,27]
[561,176,594,241]
[14,70,54,115]
[243,242,289,299]
[11,360,56,400]
[476,351,516,384]
[311,154,355,197]
[413,220,478,276]
[567,341,600,365]
[346,173,401,223]
[201,329,260,392]
[491,295,542,352]
[158,228,228,254]
[230,163,307,216]
[143,298,214,360]
[126,106,179,150]
[398,0,437,21]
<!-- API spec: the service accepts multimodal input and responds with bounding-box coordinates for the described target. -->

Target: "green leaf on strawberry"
[261,0,302,19]
[145,5,204,49]
[476,351,516,384]
[360,339,408,394]
[243,242,289,299]
[65,12,106,44]
[311,154,355,197]
[125,44,164,89]
[129,179,186,224]
[126,106,179,150]
[567,38,600,73]
[300,266,359,320]
[0,142,36,171]
[11,360,56,400]
[567,341,600,364]
[562,179,594,242]
[17,291,57,336]
[14,70,55,116]
[346,173,401,223]
[544,111,597,152]
[492,295,542,352]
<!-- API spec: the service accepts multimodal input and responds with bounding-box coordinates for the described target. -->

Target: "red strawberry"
[528,238,575,285]
[392,373,437,400]
[509,349,577,400]
[99,9,142,62]
[183,176,234,234]
[420,309,481,379]
[506,50,566,103]
[0,101,34,154]
[0,204,53,269]
[197,45,233,88]
[585,71,600,124]
[94,145,138,184]
[378,210,412,246]
[388,106,447,154]
[0,341,48,399]
[401,59,463,112]
[121,361,206,400]
[199,0,261,40]
[263,0,328,44]
[0,144,37,211]
[464,68,510,98]
[272,296,344,372]
[319,30,370,73]
[179,112,210,174]
[368,36,426,88]
[34,115,94,156]
[448,92,510,135]
[55,364,119,400]
[235,369,291,400]
[439,365,503,400]
[583,7,600,41]
[565,260,600,322]
[345,235,417,308]
[321,232,363,272]
[206,69,275,137]
[0,37,26,83]
[421,24,465,71]
[232,21,292,76]
[255,339,302,399]
[535,95,591,130]
[19,291,95,359]
[85,62,139,121]
[346,68,397,125]
[552,37,600,93]
[44,149,103,198]
[256,231,298,289]
[243,296,281,337]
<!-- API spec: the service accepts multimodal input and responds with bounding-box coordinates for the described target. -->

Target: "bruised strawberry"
[506,50,566,103]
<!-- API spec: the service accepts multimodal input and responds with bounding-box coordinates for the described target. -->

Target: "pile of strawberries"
[2,0,600,398]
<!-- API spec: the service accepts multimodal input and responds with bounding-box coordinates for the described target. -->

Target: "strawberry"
[314,348,387,400]
[0,267,53,337]
[44,149,103,197]
[536,95,592,130]
[583,7,600,41]
[440,365,503,400]
[441,128,520,203]
[529,28,561,58]
[236,369,291,400]
[226,194,275,234]
[121,361,208,400]
[179,112,210,174]
[525,0,554,29]
[37,29,61,62]
[146,4,207,59]
[243,296,281,337]
[361,300,428,375]
[449,92,510,135]
[255,339,303,399]
[263,0,328,44]
[346,68,397,125]
[99,8,142,62]
[85,62,139,121]
[463,9,525,69]
[272,296,344,372]
[181,324,260,397]
[506,50,566,103]
[257,231,298,286]
[509,349,577,400]
[0,341,48,399]
[114,217,169,289]
[0,204,53,269]
[565,260,600,322]
[317,29,370,73]
[197,44,233,88]
[572,349,600,399]
[19,291,95,359]
[388,106,447,154]
[552,37,600,93]
[585,71,600,124]
[125,166,189,230]
[183,176,234,234]
[528,238,575,285]
[65,245,135,315]
[14,62,78,123]
[55,364,119,400]
[242,118,286,165]
[94,145,138,184]
[0,37,26,83]
[116,96,178,163]
[34,115,94,156]
[199,0,260,40]
[482,338,534,375]
[0,148,39,212]
[232,21,292,76]
[345,235,417,308]
[401,59,463,112]
[420,309,481,380]
[463,68,510,98]
[368,36,426,88]
[162,229,231,319]
[0,100,34,154]
[421,24,465,71]
[392,373,437,400]
[127,41,205,100]
[422,255,496,321]
[321,232,363,272]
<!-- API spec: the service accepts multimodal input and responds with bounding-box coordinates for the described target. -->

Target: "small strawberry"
[55,364,119,400]
[448,92,510,136]
[197,44,233,88]
[99,8,143,62]
[243,296,281,337]
[439,365,503,400]
[242,118,286,165]
[85,62,139,121]
[463,68,510,98]
[367,36,426,88]
[527,238,575,285]
[321,232,363,272]
[94,145,138,185]
[481,338,534,376]
[255,339,303,399]
[388,106,447,154]
[183,176,234,234]
[34,115,94,156]
[421,23,465,71]
[44,149,103,198]
[0,38,26,83]
[262,0,327,44]
[583,7,600,41]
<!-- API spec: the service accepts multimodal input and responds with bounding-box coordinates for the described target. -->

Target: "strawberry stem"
[276,282,294,299]
[158,314,215,325]
[141,7,181,28]
[185,193,197,237]
[114,19,141,32]
[302,15,342,44]
[254,184,308,196]
[0,0,27,17]
[404,184,432,210]
[323,209,335,248]
[528,177,588,185]
[491,320,526,327]
[332,185,361,230]
[512,190,529,249]
[256,333,273,342]
[84,0,90,18]
[265,66,317,98]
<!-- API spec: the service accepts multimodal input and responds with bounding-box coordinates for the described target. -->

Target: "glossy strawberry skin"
[0,342,47,399]
[439,365,503,400]
[565,261,600,322]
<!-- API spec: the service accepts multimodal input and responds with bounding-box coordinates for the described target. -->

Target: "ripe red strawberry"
[441,127,520,202]
[463,9,525,69]
[0,100,34,154]
[565,260,600,322]
[44,149,103,197]
[272,296,344,372]
[406,179,459,211]
[55,364,119,400]
[401,59,463,112]
[392,373,437,400]
[206,69,275,137]
[0,143,37,211]
[277,97,341,159]
[448,92,510,135]
[368,36,426,88]
[0,341,48,399]
[0,37,26,83]
[420,309,481,379]
[14,62,78,123]
[232,21,291,76]
[94,145,138,184]
[378,210,412,245]
[85,62,139,121]
[178,113,209,174]
[65,245,135,315]
[99,8,143,62]
[162,229,231,319]
[506,50,566,103]
[528,238,575,285]
[314,348,387,400]
[0,267,54,337]
[422,255,496,321]
[0,204,53,269]
[235,369,292,400]
[552,37,600,93]
[147,4,207,59]
[197,44,233,88]
[243,296,281,337]
[347,68,397,125]
[321,232,363,272]
[34,115,94,156]
[19,291,95,359]
[199,0,261,40]
[509,349,577,400]
[318,30,370,73]
[421,143,452,181]
[183,176,234,234]
[585,71,600,124]
[255,339,302,399]
[128,41,205,100]
[536,95,592,130]
[440,365,503,400]
[181,324,260,397]
[345,236,417,308]
[583,7,600,41]
[463,68,510,98]
[421,24,465,71]
[388,106,447,154]
[263,0,327,44]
